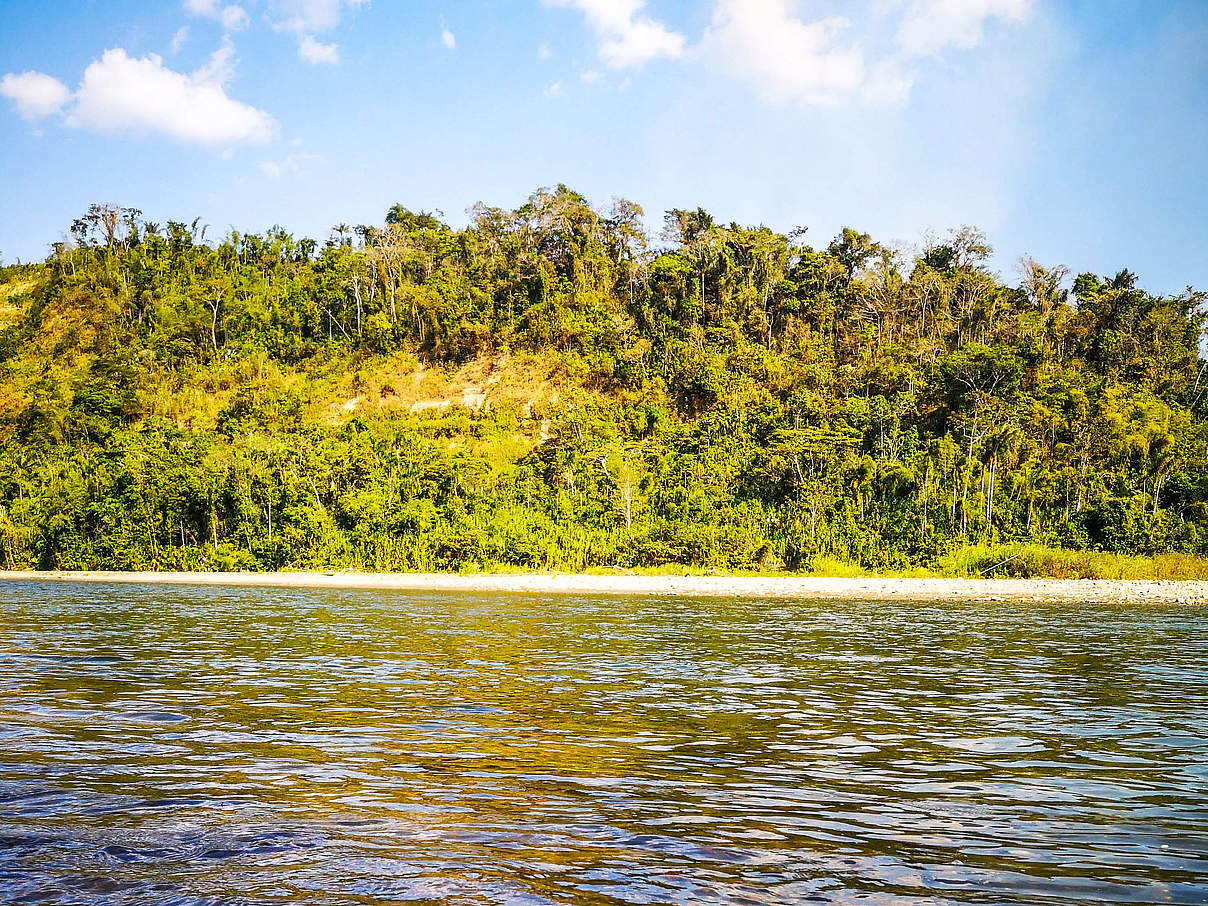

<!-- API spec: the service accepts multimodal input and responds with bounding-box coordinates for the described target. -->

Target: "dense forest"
[0,187,1205,575]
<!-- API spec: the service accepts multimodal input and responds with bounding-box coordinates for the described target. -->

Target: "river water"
[0,581,1205,905]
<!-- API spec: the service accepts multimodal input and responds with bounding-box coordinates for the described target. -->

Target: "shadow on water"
[0,581,1206,904]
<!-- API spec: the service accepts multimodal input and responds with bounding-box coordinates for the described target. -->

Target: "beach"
[3,571,1206,604]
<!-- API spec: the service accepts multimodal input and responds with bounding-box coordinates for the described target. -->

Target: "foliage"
[940,544,1208,581]
[0,189,1205,575]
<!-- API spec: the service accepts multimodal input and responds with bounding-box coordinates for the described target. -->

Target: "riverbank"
[3,571,1207,604]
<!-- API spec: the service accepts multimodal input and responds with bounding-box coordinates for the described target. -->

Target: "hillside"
[0,188,1205,575]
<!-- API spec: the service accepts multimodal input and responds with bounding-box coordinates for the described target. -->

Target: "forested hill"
[0,187,1205,575]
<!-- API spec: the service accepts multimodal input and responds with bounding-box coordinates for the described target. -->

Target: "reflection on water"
[0,581,1206,905]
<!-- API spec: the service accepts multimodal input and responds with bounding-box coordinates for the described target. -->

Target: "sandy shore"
[1,571,1206,604]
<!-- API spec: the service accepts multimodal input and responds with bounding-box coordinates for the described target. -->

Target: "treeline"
[0,187,1205,572]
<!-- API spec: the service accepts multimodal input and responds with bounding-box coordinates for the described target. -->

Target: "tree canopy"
[0,187,1205,574]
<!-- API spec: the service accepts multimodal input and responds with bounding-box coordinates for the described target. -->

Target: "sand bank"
[2,571,1206,604]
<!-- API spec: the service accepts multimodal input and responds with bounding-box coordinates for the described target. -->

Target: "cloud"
[0,71,72,119]
[441,26,456,50]
[259,150,322,179]
[544,81,564,98]
[220,5,250,32]
[194,35,238,83]
[270,0,367,63]
[862,58,914,104]
[187,0,367,65]
[702,0,865,107]
[2,40,272,145]
[67,45,274,145]
[183,0,250,33]
[696,0,1034,108]
[898,0,1032,56]
[297,35,340,64]
[271,0,368,34]
[545,0,685,68]
[171,27,190,53]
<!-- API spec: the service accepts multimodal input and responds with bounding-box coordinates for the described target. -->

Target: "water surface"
[0,581,1205,904]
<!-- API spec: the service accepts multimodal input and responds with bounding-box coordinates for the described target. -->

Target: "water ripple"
[0,581,1205,904]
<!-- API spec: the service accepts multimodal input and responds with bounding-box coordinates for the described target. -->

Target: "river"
[0,580,1205,904]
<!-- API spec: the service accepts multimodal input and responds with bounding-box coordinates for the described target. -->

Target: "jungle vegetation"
[0,188,1205,577]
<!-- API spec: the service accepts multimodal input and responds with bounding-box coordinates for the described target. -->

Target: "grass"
[468,547,1208,581]
[938,544,1208,580]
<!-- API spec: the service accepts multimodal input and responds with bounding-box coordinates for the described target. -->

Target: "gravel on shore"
[3,571,1206,604]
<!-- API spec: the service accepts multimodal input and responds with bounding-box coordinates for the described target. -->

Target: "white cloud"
[862,57,914,104]
[538,41,552,60]
[271,0,368,34]
[171,27,190,53]
[220,5,251,32]
[67,46,274,145]
[297,35,340,64]
[898,0,1032,56]
[0,71,72,119]
[259,150,322,179]
[441,26,456,50]
[545,0,685,68]
[601,17,686,67]
[194,35,238,83]
[695,0,1034,108]
[544,81,564,97]
[702,0,865,107]
[270,0,366,64]
[184,0,250,33]
[1,41,273,145]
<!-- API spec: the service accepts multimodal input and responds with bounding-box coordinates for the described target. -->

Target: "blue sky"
[1,0,1206,296]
